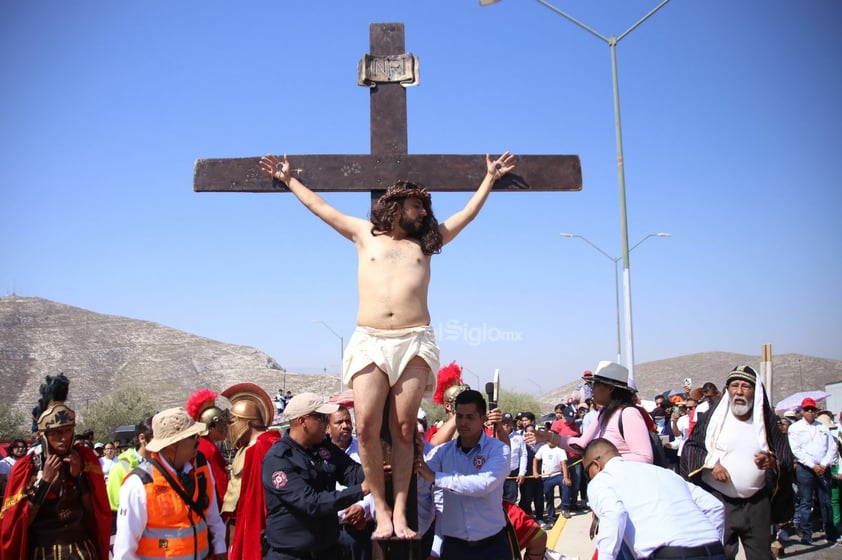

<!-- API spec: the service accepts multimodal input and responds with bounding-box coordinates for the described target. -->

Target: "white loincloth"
[342,325,439,395]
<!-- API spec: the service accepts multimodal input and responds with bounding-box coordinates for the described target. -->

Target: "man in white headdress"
[681,365,794,559]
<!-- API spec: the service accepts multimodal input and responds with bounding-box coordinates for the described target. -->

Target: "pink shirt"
[561,406,654,463]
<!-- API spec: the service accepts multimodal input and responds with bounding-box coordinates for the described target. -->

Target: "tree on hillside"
[0,403,28,440]
[78,385,160,442]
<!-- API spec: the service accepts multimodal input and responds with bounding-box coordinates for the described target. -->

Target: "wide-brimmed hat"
[284,392,340,420]
[146,407,206,453]
[816,412,836,430]
[591,361,630,389]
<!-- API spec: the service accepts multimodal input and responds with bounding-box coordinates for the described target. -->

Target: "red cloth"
[0,444,110,560]
[688,408,697,436]
[503,500,544,549]
[198,436,229,506]
[551,419,582,457]
[637,405,657,432]
[229,429,281,560]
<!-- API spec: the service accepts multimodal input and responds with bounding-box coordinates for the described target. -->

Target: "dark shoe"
[562,509,571,519]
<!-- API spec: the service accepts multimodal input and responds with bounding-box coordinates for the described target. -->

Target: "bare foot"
[371,515,394,540]
[393,511,417,540]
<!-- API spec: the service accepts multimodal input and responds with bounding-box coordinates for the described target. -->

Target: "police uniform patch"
[473,455,486,469]
[272,470,287,488]
[318,448,331,460]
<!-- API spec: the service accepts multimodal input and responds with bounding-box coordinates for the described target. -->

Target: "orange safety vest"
[134,453,213,560]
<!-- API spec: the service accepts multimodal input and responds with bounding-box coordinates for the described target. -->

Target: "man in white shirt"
[585,438,725,560]
[533,433,569,521]
[671,397,697,457]
[418,389,513,559]
[681,366,794,558]
[99,441,119,480]
[788,397,840,544]
[113,408,227,560]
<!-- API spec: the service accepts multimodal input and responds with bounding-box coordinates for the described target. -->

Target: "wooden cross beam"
[193,24,582,202]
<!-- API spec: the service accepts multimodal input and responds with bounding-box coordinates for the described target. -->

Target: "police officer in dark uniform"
[262,392,370,560]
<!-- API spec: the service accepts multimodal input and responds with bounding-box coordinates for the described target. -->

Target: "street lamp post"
[481,0,673,385]
[560,233,671,379]
[312,320,344,394]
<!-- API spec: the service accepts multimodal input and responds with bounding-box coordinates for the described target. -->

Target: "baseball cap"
[801,397,817,410]
[502,413,514,423]
[284,392,340,420]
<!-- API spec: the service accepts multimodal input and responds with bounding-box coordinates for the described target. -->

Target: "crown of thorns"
[378,180,431,203]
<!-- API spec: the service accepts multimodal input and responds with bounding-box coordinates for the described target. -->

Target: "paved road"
[549,510,840,559]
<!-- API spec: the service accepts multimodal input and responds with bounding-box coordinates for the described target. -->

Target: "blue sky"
[2,1,840,396]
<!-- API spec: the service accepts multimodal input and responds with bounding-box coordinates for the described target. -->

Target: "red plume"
[186,388,217,420]
[433,361,463,405]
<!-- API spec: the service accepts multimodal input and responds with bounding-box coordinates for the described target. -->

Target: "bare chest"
[360,235,429,270]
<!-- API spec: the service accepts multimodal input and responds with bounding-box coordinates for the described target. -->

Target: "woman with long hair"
[527,362,654,464]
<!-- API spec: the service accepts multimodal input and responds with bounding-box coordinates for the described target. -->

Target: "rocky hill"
[0,296,340,429]
[3,296,841,427]
[541,351,842,413]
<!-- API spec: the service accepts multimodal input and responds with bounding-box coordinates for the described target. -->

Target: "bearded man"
[681,365,794,559]
[259,151,515,539]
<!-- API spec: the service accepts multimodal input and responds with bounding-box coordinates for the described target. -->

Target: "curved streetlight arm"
[312,320,345,393]
[484,1,672,45]
[312,319,342,340]
[629,232,672,253]
[616,0,673,43]
[534,0,609,43]
[559,233,617,263]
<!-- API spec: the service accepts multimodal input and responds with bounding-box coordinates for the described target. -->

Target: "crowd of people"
[3,363,842,560]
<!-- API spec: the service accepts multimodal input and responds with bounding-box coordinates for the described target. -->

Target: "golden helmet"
[222,383,275,447]
[34,374,76,433]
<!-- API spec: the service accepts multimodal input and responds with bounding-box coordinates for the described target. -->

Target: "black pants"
[710,489,770,560]
[266,543,342,560]
[503,469,519,502]
[519,477,543,519]
[441,528,515,560]
[336,523,373,560]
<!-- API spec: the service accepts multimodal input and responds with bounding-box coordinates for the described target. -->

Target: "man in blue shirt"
[418,389,514,559]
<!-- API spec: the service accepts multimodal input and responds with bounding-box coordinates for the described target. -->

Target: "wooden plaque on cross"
[193,23,582,206]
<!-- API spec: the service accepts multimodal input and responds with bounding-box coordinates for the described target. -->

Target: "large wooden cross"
[194,22,581,559]
[194,23,581,201]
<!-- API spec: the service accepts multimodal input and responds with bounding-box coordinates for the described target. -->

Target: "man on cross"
[258,151,515,540]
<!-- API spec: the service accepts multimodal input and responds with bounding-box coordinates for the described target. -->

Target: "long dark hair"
[370,180,442,255]
[597,385,637,431]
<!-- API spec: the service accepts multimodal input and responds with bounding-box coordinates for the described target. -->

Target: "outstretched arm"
[259,154,368,241]
[439,152,515,246]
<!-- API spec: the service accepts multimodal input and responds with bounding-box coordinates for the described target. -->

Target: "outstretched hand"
[259,154,292,184]
[486,151,516,181]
